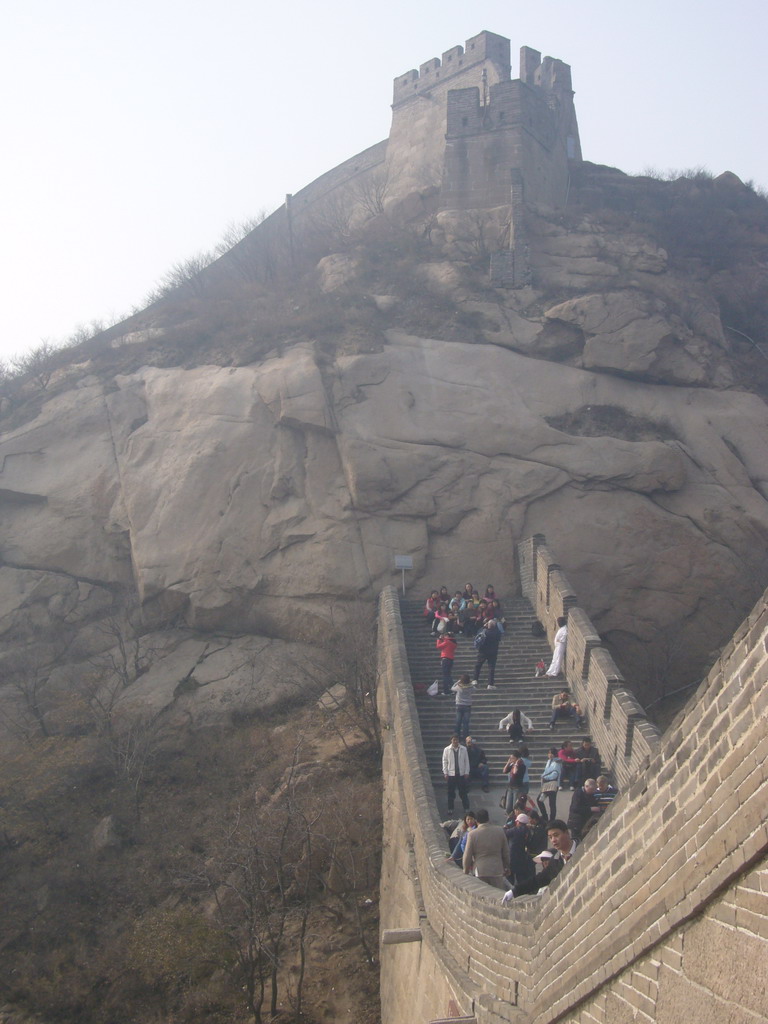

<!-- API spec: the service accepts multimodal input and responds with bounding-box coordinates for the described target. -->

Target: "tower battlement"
[392,31,511,107]
[519,45,574,94]
[388,32,580,218]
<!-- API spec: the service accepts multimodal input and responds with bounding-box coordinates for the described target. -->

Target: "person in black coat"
[503,813,535,887]
[575,739,602,783]
[502,820,578,900]
[567,779,601,840]
[473,618,502,689]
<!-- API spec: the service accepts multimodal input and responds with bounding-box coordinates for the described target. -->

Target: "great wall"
[377,536,768,1023]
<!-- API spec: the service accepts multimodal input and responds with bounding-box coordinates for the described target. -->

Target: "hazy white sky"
[1,0,765,362]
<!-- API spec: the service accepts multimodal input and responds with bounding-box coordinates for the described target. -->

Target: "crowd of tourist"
[424,582,619,900]
[440,736,618,899]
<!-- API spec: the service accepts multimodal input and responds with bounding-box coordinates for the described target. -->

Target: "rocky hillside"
[2,163,767,725]
[1,157,767,1023]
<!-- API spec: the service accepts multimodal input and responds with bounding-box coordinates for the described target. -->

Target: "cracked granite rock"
[1,321,767,718]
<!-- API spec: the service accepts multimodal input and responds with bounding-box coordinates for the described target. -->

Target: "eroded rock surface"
[3,165,768,719]
[1,322,767,715]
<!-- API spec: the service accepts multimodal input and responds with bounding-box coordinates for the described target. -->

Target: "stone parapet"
[518,534,662,785]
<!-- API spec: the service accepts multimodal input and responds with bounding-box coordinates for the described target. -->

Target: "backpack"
[531,620,546,638]
[473,628,487,649]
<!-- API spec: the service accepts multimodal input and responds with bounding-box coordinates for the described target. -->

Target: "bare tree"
[214,214,268,257]
[11,340,61,390]
[78,680,165,824]
[307,192,355,252]
[151,250,216,300]
[449,210,491,262]
[321,780,380,963]
[190,742,323,1023]
[107,709,163,808]
[86,605,151,691]
[353,167,391,219]
[0,659,51,741]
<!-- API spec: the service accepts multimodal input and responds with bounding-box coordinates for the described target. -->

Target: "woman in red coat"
[436,631,458,694]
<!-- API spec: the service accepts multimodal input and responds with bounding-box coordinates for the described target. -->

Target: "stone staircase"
[401,595,592,791]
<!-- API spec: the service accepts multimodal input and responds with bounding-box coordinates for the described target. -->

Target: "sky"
[1,0,766,362]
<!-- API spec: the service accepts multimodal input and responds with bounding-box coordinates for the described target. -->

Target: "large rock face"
[3,165,768,720]
[2,315,767,713]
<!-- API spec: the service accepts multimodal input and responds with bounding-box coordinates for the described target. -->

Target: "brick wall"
[378,574,768,1023]
[441,76,574,212]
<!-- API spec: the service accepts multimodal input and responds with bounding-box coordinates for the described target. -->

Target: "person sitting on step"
[431,602,450,636]
[567,778,601,840]
[441,810,477,858]
[466,600,488,637]
[595,775,618,810]
[465,736,490,792]
[487,597,505,624]
[575,738,602,783]
[557,741,580,789]
[423,590,440,629]
[549,690,584,730]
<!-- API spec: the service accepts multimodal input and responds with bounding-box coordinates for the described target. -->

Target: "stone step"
[401,592,597,783]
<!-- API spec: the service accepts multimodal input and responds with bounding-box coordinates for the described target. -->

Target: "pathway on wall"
[379,581,768,1024]
[400,595,592,810]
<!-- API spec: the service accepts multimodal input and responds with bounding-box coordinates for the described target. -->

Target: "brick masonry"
[377,539,768,1023]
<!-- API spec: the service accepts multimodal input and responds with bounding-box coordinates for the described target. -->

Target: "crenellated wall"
[392,31,512,108]
[378,544,768,1023]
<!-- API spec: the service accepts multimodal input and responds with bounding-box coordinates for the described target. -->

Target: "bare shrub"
[190,745,324,1024]
[353,167,391,218]
[10,340,62,390]
[214,213,269,257]
[0,643,58,742]
[305,192,356,254]
[150,250,217,301]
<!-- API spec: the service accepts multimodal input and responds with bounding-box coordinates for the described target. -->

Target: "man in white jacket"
[442,734,470,814]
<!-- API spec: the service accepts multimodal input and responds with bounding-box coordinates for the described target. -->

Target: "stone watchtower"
[386,31,581,213]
